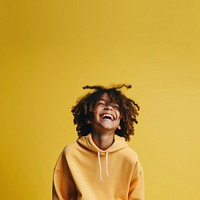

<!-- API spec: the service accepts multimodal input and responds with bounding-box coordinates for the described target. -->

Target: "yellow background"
[1,0,200,199]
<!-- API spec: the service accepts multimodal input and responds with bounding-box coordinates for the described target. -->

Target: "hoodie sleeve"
[128,160,145,200]
[52,149,77,200]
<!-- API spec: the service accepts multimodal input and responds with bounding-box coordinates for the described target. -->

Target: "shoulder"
[123,145,139,158]
[127,146,143,170]
[55,142,79,167]
[62,141,80,155]
[119,145,142,166]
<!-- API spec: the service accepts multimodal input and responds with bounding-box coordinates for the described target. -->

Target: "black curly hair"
[71,84,140,141]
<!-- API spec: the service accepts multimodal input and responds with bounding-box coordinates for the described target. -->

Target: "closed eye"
[111,104,119,110]
[97,100,106,106]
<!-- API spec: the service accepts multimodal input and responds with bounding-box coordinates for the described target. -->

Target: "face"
[91,93,121,133]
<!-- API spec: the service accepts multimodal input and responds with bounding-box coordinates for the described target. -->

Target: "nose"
[104,105,113,111]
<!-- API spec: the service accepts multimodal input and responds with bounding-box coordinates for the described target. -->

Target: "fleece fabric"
[53,133,144,200]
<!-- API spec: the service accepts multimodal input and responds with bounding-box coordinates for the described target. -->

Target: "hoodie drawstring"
[98,150,109,181]
[105,151,109,178]
[98,150,103,181]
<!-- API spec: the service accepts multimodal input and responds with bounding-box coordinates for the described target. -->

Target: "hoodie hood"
[77,133,128,154]
[77,133,128,181]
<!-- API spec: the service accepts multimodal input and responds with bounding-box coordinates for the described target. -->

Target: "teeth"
[102,113,114,120]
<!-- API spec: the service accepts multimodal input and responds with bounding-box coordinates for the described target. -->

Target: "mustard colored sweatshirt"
[53,134,144,200]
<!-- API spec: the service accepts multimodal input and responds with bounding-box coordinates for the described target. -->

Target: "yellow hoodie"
[53,134,144,200]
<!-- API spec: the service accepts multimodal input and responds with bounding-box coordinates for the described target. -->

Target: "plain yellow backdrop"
[1,0,200,199]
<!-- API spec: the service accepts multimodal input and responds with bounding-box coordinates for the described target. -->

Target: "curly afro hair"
[71,84,140,141]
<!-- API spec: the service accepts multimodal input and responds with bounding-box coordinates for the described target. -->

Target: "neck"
[92,131,115,150]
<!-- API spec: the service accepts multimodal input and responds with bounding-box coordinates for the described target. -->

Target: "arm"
[52,150,77,200]
[128,161,145,200]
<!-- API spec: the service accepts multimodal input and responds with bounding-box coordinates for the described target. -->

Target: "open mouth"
[100,113,114,120]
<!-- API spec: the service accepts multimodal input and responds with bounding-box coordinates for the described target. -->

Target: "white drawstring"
[97,150,110,181]
[98,150,103,181]
[105,151,109,178]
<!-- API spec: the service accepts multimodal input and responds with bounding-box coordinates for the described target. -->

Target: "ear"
[117,125,121,130]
